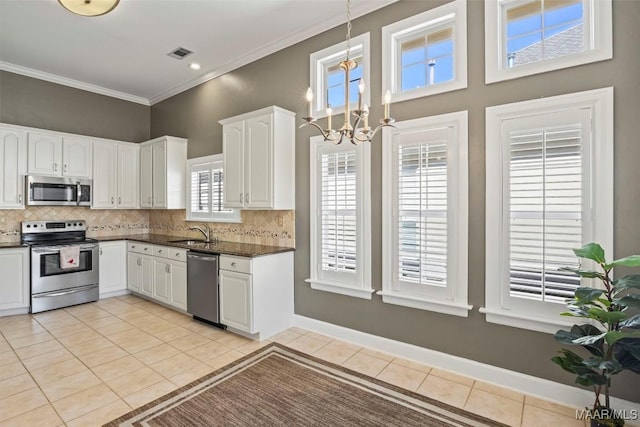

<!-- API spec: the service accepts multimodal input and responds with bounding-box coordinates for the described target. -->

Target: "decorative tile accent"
[0,207,295,247]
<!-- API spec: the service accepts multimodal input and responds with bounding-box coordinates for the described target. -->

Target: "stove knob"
[26,224,31,228]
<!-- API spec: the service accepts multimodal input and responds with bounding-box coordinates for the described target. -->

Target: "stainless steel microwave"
[26,176,92,206]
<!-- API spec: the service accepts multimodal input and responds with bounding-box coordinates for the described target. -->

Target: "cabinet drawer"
[153,245,169,258]
[168,248,187,262]
[220,255,251,274]
[128,242,154,255]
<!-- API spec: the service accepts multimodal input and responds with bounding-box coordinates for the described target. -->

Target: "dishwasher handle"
[187,253,218,262]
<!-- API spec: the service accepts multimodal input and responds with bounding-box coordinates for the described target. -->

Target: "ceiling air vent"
[167,47,193,60]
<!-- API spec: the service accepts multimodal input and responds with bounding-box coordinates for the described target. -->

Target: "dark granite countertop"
[94,234,295,258]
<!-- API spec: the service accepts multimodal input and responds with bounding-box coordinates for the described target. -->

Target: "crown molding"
[0,61,150,106]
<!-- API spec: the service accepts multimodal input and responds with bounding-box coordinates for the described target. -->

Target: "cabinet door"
[244,114,273,208]
[152,141,167,208]
[117,144,139,208]
[92,141,117,209]
[0,248,29,311]
[169,260,187,311]
[0,128,27,209]
[28,132,62,176]
[222,122,245,208]
[140,254,154,297]
[127,252,141,292]
[219,270,253,333]
[139,144,153,208]
[99,242,126,296]
[152,258,170,304]
[63,137,92,178]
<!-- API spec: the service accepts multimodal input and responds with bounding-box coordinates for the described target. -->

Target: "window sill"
[306,279,374,300]
[185,217,242,224]
[479,307,576,335]
[377,291,472,317]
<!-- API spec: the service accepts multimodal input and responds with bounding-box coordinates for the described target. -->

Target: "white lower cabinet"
[127,242,186,311]
[0,247,30,315]
[219,252,293,340]
[99,241,127,297]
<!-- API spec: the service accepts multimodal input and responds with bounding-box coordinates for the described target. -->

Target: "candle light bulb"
[306,87,314,102]
[326,106,333,130]
[384,90,391,120]
[363,104,369,128]
[384,90,391,104]
[359,79,365,94]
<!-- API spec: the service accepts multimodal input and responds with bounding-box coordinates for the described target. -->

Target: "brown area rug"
[104,343,507,427]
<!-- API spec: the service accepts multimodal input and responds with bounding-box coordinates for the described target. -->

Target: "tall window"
[310,33,370,118]
[485,0,612,83]
[382,0,467,104]
[186,154,241,222]
[484,88,613,333]
[307,136,372,299]
[381,111,470,317]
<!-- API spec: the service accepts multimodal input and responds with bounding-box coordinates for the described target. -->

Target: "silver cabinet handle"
[131,245,136,249]
[144,247,148,251]
[158,249,162,253]
[53,162,58,172]
[111,196,114,204]
[231,262,236,267]
[118,196,121,204]
[18,194,22,204]
[100,248,103,255]
[245,193,249,203]
[137,258,142,266]
[165,264,170,273]
[240,193,243,203]
[64,164,68,173]
[175,252,180,256]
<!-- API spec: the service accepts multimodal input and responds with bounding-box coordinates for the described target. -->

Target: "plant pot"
[590,418,625,427]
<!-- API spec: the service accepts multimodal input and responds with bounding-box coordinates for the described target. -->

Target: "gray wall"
[161,0,633,402]
[0,71,150,142]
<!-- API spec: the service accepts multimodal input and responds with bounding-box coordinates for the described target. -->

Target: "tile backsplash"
[0,207,294,248]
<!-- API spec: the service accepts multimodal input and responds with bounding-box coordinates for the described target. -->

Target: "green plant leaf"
[559,267,603,279]
[613,275,640,292]
[617,338,640,360]
[606,255,640,269]
[604,331,631,345]
[575,287,604,302]
[588,308,628,324]
[574,243,606,264]
[597,360,624,374]
[573,333,606,346]
[620,314,640,329]
[618,295,640,311]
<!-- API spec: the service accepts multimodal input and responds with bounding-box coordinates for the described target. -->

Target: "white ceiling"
[0,0,396,106]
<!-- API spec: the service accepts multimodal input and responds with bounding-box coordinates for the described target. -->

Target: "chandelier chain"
[345,0,352,60]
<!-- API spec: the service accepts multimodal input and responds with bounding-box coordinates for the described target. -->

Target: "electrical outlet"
[278,216,284,227]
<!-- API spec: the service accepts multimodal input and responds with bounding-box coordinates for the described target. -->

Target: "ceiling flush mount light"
[58,0,120,17]
[302,0,394,145]
[188,63,201,71]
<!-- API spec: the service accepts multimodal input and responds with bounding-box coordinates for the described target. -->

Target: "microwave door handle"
[76,182,81,205]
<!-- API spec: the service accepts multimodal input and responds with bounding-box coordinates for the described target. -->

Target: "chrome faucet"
[189,223,214,243]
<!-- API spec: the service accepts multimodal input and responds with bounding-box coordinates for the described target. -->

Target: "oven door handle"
[77,182,82,206]
[32,284,97,298]
[32,244,98,254]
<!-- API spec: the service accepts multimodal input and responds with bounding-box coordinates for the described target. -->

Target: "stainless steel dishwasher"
[187,251,224,328]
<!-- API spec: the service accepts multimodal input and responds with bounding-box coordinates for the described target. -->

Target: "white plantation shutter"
[186,155,240,222]
[321,151,357,274]
[397,141,448,286]
[508,124,583,303]
[381,112,469,316]
[308,136,372,298]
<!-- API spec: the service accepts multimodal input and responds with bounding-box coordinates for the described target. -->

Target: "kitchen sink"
[168,239,208,245]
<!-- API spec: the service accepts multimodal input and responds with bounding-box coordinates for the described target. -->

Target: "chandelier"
[302,0,394,145]
[58,0,120,17]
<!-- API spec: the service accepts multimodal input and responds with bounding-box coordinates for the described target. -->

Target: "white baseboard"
[293,314,640,413]
[99,289,130,299]
[0,306,29,317]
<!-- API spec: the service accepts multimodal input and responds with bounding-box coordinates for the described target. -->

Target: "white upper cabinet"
[0,126,27,209]
[139,136,187,209]
[220,106,295,210]
[92,140,139,209]
[27,131,91,178]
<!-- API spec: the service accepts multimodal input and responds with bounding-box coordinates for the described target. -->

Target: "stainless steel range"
[21,220,99,313]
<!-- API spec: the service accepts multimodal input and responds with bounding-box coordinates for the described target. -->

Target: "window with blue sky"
[401,28,454,91]
[505,0,584,68]
[326,58,362,109]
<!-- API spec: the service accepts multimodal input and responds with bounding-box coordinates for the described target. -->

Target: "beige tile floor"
[0,295,592,427]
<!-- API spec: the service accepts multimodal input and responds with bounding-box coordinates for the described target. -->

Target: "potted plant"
[551,243,640,427]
